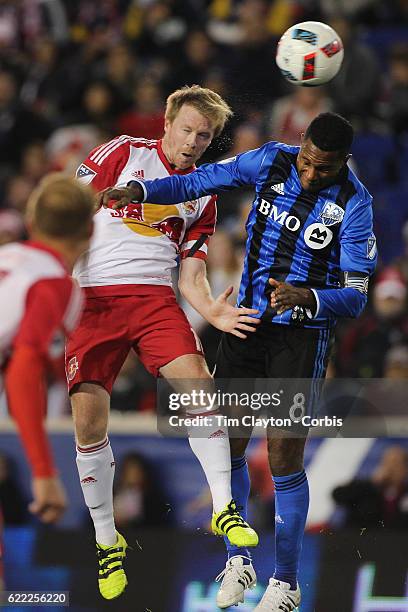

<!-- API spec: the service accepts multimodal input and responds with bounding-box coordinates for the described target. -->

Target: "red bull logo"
[150,217,184,242]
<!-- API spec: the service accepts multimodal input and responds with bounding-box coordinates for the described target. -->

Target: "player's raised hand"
[209,286,260,338]
[29,475,67,524]
[269,278,314,314]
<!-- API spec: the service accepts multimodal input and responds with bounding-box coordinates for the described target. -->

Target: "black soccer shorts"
[214,323,334,430]
[215,322,333,380]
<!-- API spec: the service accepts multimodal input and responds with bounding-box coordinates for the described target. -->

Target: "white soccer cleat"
[215,555,257,609]
[253,578,301,611]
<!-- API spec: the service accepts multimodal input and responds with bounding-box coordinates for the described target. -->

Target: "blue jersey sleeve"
[137,144,271,204]
[313,193,377,319]
[338,192,377,275]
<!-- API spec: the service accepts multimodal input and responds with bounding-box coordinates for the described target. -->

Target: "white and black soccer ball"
[276,21,344,86]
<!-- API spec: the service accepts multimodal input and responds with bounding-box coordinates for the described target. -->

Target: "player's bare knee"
[161,354,211,379]
[71,383,109,446]
[267,437,305,475]
[230,437,250,458]
[190,366,212,379]
[75,417,107,446]
[189,356,212,379]
[73,407,107,445]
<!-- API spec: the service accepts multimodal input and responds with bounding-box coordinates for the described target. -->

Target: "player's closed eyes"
[302,159,332,173]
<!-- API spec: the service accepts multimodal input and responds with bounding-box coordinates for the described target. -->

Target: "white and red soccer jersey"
[74,136,217,287]
[0,241,82,476]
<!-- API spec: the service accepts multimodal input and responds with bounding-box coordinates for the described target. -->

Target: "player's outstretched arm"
[4,278,77,523]
[179,258,260,339]
[5,345,67,523]
[100,145,269,209]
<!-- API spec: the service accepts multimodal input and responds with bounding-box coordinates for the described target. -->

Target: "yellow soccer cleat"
[212,500,259,547]
[96,532,128,600]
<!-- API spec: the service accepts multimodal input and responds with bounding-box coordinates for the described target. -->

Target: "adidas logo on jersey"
[271,183,285,195]
[81,476,97,484]
[209,429,227,439]
[131,169,145,179]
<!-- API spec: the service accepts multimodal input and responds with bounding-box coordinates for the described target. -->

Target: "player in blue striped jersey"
[104,113,377,611]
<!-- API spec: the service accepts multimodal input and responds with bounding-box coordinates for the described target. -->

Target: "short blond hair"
[165,84,233,137]
[26,173,94,240]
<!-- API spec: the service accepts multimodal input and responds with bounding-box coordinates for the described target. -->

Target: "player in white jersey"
[0,175,93,526]
[68,85,260,600]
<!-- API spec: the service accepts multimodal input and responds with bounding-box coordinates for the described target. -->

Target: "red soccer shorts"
[65,285,203,394]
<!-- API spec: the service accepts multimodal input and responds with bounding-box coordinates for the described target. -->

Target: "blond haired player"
[0,175,93,523]
[70,85,260,599]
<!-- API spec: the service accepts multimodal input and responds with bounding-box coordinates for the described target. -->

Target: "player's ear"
[164,115,171,134]
[300,132,305,145]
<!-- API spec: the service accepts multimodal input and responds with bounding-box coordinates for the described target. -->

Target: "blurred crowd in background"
[1,0,408,412]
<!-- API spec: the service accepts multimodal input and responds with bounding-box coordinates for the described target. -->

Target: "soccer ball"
[276,21,344,86]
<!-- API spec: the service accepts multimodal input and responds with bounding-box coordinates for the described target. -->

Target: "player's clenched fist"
[269,278,315,314]
[29,476,67,524]
[96,183,144,211]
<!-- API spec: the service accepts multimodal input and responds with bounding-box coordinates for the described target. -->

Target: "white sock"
[187,410,232,513]
[76,437,117,546]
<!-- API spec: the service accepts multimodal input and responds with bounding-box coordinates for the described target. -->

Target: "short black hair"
[304,112,354,153]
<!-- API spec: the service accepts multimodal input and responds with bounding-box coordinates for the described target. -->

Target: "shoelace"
[215,556,252,584]
[96,544,125,578]
[224,501,247,525]
[260,580,298,610]
[96,544,124,560]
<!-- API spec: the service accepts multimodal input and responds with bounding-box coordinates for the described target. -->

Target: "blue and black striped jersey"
[134,141,377,329]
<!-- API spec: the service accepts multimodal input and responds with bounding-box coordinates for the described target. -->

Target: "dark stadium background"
[1,1,408,610]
